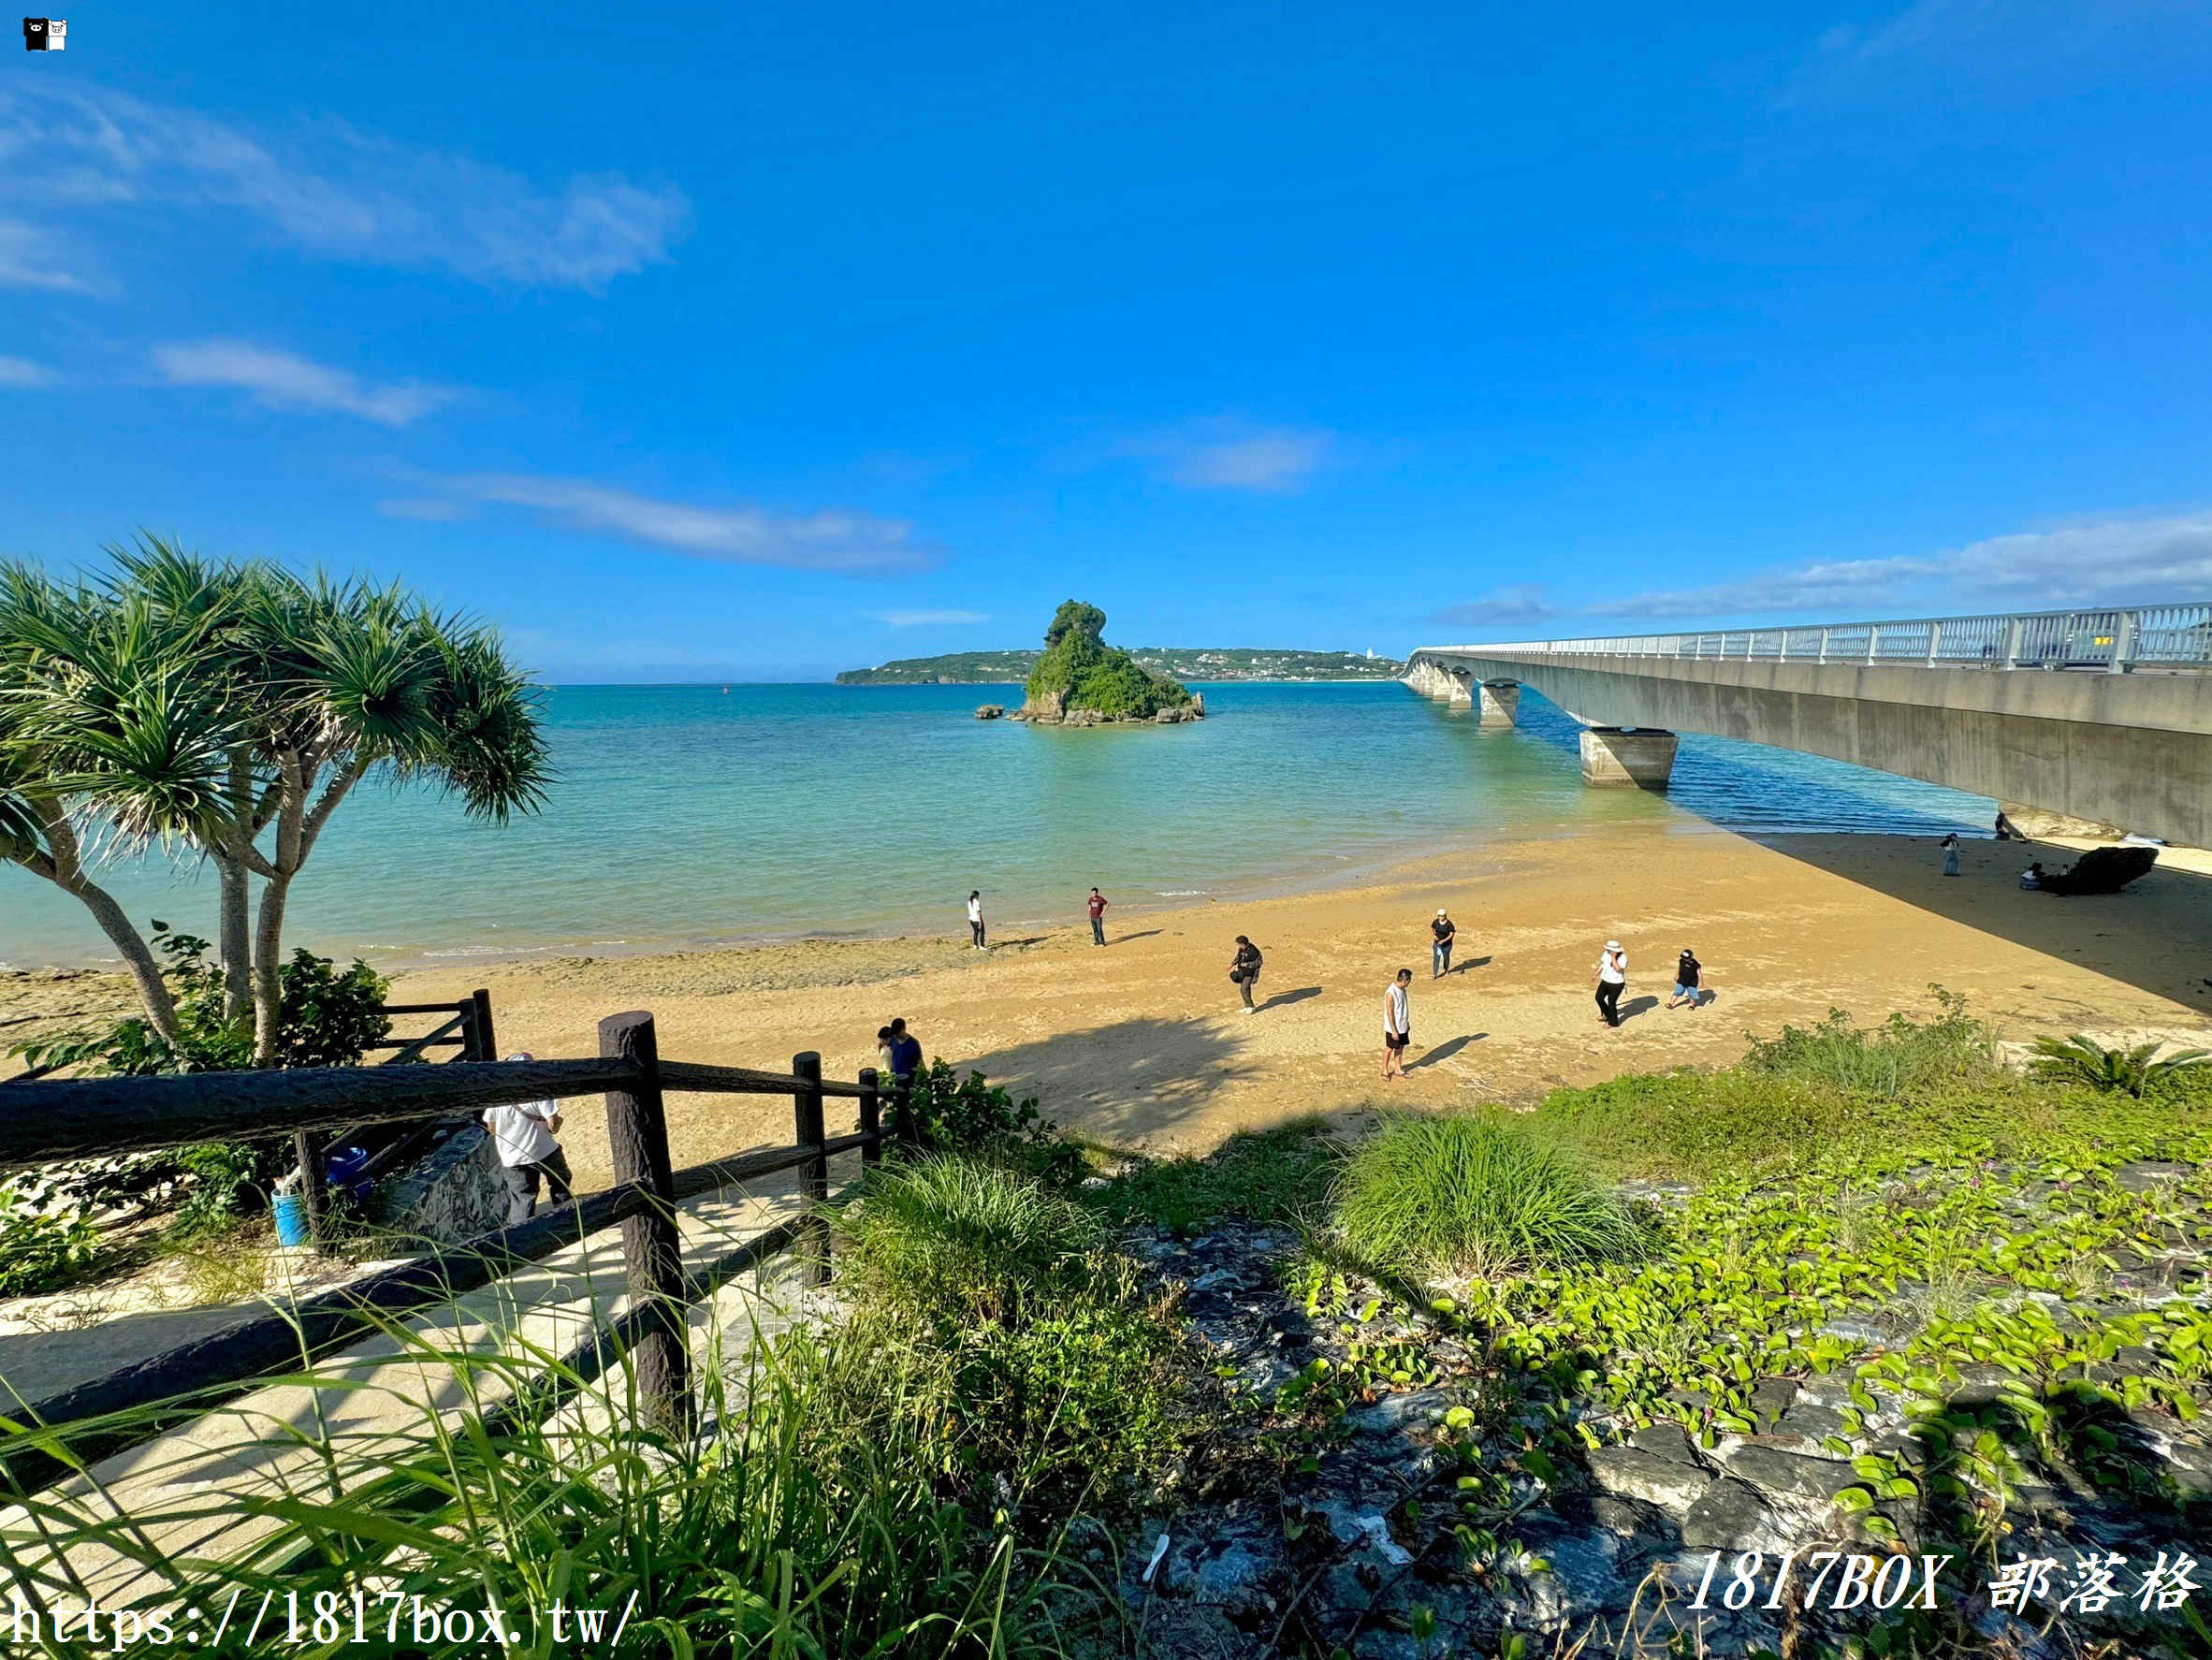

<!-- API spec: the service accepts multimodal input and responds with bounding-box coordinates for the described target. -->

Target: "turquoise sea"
[0,682,1994,970]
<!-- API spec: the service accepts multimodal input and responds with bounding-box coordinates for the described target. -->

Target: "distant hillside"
[837,647,1406,685]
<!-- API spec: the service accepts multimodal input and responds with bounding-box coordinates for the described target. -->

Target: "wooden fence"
[0,1011,890,1490]
[288,989,499,1244]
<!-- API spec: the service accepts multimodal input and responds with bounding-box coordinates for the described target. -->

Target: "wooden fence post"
[857,1066,881,1170]
[469,989,498,1062]
[599,1011,691,1429]
[292,1130,327,1247]
[793,1051,830,1286]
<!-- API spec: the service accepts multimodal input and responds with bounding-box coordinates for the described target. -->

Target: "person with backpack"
[1230,936,1263,1012]
[1666,947,1702,1010]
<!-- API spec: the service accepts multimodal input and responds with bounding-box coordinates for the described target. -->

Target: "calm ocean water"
[0,681,1993,969]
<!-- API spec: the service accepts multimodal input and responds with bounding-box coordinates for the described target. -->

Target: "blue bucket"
[272,1192,311,1246]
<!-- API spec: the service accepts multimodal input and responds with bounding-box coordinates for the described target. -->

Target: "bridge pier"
[1579,726,1679,790]
[1477,679,1521,728]
[1447,669,1474,708]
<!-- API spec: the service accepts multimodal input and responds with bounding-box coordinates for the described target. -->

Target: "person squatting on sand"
[1431,908,1456,978]
[968,889,985,949]
[1230,935,1263,1012]
[483,1054,575,1226]
[1383,968,1413,1080]
[1594,939,1627,1028]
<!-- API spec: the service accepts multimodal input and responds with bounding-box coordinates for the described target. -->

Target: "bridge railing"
[1439,603,2212,674]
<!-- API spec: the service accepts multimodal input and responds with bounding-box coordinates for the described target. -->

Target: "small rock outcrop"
[974,704,1004,720]
[1010,600,1202,727]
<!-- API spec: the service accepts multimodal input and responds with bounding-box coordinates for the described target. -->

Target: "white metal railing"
[1425,603,2212,675]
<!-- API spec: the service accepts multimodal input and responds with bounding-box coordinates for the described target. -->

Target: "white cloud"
[1121,420,1335,492]
[1783,0,2205,104]
[415,473,939,575]
[0,215,95,292]
[0,84,691,292]
[1586,512,2212,621]
[1428,512,2212,635]
[154,341,458,426]
[0,354,55,386]
[878,609,988,627]
[1426,584,1559,632]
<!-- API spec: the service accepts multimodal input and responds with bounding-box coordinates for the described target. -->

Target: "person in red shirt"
[1086,887,1109,946]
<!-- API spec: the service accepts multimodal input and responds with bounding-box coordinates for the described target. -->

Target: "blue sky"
[4,0,2209,680]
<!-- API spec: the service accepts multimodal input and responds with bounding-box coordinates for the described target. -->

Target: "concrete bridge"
[1405,604,2212,848]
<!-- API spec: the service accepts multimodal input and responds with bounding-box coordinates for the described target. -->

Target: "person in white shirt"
[483,1052,574,1226]
[967,890,985,949]
[1594,940,1627,1028]
[1382,968,1413,1080]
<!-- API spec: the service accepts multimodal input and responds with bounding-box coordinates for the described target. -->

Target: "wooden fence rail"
[0,1011,895,1490]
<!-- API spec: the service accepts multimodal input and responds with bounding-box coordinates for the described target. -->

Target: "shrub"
[9,926,391,1078]
[1090,1116,1339,1236]
[830,1155,1212,1509]
[890,1058,1084,1187]
[832,1154,1102,1328]
[2029,1034,2211,1098]
[0,1174,99,1295]
[1742,988,1995,1099]
[1331,1112,1647,1279]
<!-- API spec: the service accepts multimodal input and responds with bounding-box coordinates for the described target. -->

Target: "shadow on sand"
[961,1016,1254,1147]
[1258,986,1322,1012]
[1407,1033,1486,1070]
[1753,834,2212,1016]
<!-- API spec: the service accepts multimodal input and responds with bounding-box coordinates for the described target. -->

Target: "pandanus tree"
[0,537,548,1062]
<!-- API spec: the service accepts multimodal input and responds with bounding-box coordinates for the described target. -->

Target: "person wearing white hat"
[1594,939,1627,1028]
[1430,907,1457,979]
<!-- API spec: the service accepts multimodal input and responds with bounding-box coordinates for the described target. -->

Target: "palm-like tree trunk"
[19,795,180,1038]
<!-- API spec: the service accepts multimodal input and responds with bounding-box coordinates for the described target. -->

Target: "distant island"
[837,644,1406,685]
[1009,601,1201,726]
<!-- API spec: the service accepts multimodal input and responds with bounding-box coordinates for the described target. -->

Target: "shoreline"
[18,821,2205,1186]
[7,818,1907,977]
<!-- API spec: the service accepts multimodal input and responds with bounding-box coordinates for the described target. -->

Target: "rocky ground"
[1107,1216,2211,1659]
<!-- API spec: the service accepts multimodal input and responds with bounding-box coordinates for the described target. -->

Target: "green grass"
[1329,1112,1648,1280]
[828,1153,1103,1329]
[0,1283,1077,1658]
[1084,1115,1339,1236]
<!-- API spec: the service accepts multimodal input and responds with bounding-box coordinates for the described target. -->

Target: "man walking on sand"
[1431,908,1456,979]
[484,1054,575,1227]
[1087,886,1109,945]
[968,890,985,949]
[1383,968,1413,1080]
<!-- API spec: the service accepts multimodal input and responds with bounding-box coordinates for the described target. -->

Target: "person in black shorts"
[1383,968,1413,1079]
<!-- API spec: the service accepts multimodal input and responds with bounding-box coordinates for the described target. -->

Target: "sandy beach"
[357,823,2212,1187]
[12,823,2211,1190]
